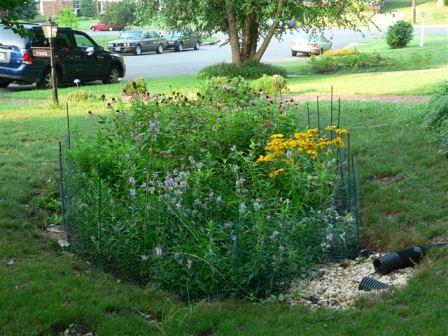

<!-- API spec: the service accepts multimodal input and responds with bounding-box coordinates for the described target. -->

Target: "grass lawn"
[283,35,448,75]
[1,93,448,334]
[381,0,448,25]
[2,65,445,102]
[286,68,447,96]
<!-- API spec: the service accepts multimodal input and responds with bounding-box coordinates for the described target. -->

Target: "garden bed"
[60,76,361,300]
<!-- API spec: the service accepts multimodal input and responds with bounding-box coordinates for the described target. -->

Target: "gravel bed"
[289,253,415,309]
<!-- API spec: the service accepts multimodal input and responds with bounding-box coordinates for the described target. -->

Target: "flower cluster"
[257,127,348,178]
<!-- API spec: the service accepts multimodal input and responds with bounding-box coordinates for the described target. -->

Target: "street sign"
[32,48,51,57]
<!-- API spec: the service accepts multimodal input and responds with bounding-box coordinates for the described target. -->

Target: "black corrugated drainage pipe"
[358,277,390,291]
[373,246,427,275]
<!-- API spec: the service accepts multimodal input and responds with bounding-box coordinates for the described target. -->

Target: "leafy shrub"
[198,61,287,80]
[101,0,136,29]
[309,56,339,73]
[80,0,97,17]
[66,90,96,103]
[64,82,359,299]
[426,90,448,127]
[252,75,287,95]
[122,77,148,95]
[56,8,79,29]
[310,52,396,74]
[387,21,413,49]
[323,49,359,57]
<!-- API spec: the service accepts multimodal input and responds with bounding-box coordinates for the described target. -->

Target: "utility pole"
[412,0,417,24]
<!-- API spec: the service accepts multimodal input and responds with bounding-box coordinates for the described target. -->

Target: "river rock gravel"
[289,252,415,309]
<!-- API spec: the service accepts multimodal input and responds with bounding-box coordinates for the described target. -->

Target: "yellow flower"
[325,125,336,131]
[268,168,285,178]
[271,134,284,139]
[336,129,349,135]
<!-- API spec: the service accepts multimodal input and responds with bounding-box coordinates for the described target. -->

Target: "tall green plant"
[56,8,79,28]
[387,20,413,49]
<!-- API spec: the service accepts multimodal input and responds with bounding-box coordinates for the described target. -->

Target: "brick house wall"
[39,0,74,17]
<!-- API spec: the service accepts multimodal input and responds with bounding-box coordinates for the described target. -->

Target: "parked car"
[90,23,124,31]
[107,30,167,55]
[290,33,332,56]
[165,31,201,52]
[0,24,126,89]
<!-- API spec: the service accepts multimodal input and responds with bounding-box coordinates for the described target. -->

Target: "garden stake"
[306,101,310,128]
[330,86,334,140]
[317,96,320,134]
[58,141,66,229]
[347,134,352,207]
[337,98,341,128]
[97,168,102,256]
[66,102,71,148]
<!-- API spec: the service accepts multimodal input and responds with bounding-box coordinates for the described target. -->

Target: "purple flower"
[154,246,162,257]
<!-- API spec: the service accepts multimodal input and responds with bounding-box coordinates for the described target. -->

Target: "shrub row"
[198,61,287,80]
[309,52,397,74]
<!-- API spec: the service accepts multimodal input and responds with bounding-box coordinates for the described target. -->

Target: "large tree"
[139,0,368,64]
[0,0,31,35]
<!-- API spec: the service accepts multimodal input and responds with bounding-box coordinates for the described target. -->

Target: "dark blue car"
[0,24,126,89]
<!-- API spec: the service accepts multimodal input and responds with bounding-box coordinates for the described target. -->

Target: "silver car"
[290,34,332,56]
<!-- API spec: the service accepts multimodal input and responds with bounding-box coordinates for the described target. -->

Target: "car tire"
[156,44,164,54]
[0,79,11,88]
[103,65,121,84]
[175,42,183,52]
[134,44,142,56]
[37,68,59,90]
[291,50,298,57]
[194,41,200,50]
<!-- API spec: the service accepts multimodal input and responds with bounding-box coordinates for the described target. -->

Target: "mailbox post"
[41,19,59,105]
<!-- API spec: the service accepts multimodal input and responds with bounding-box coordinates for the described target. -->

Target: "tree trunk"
[241,14,259,62]
[225,0,242,65]
[253,0,284,62]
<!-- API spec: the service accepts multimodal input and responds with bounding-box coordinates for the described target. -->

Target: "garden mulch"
[284,94,431,104]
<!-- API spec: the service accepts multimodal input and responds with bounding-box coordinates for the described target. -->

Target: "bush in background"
[101,0,136,29]
[80,0,97,17]
[309,52,396,74]
[198,61,287,80]
[56,8,79,28]
[387,21,413,49]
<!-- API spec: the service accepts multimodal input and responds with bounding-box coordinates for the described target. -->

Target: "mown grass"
[2,65,445,102]
[381,0,448,25]
[283,35,448,75]
[286,68,446,95]
[0,95,447,334]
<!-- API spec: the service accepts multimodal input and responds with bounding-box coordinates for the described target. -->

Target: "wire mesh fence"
[58,93,361,298]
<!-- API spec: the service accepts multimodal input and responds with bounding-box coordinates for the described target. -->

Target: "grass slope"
[381,0,448,25]
[0,97,447,335]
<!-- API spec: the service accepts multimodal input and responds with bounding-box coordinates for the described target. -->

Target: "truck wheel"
[194,41,200,50]
[37,68,59,89]
[103,65,121,84]
[0,79,11,88]
[291,50,298,57]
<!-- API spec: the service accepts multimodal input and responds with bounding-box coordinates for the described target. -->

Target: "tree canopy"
[0,0,31,35]
[138,0,369,64]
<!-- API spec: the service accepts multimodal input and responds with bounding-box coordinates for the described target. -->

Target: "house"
[38,0,77,17]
